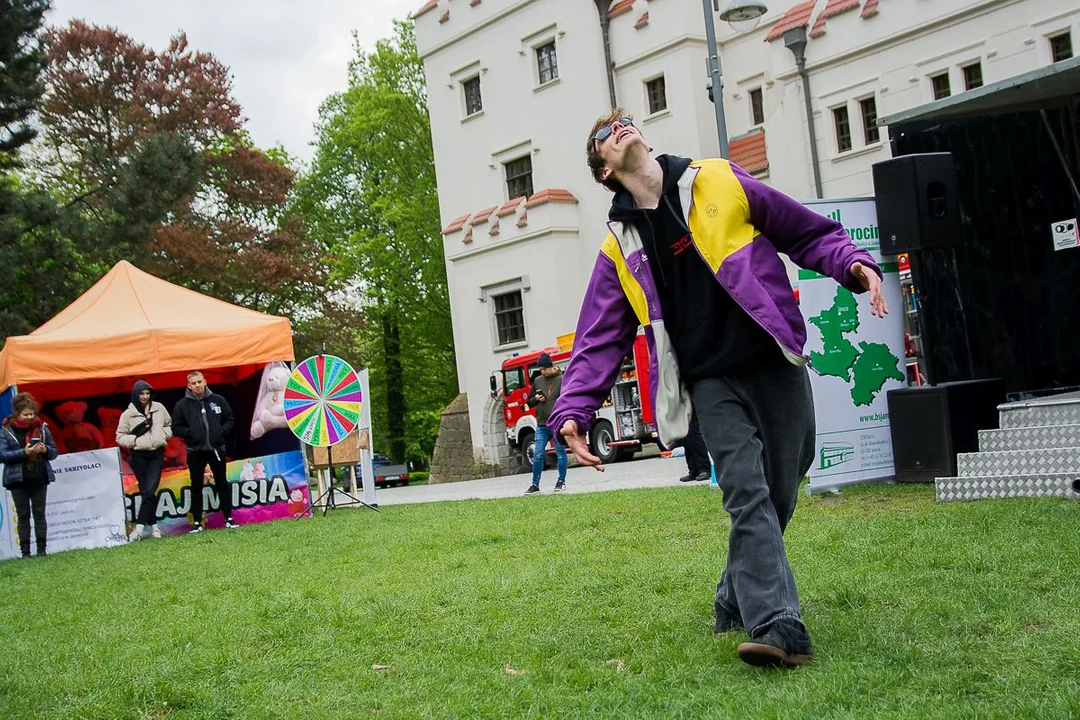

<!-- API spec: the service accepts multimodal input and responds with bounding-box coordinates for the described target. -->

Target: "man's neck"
[618,155,664,210]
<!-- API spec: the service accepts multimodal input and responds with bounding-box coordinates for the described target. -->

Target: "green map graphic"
[808,287,904,406]
[808,288,860,380]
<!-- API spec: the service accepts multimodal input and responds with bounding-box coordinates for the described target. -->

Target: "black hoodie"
[172,386,234,453]
[131,380,155,411]
[607,154,777,383]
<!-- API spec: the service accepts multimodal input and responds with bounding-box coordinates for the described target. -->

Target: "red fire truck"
[490,332,657,468]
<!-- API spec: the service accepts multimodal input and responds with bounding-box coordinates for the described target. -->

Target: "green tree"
[0,0,49,171]
[0,0,87,340]
[0,130,200,338]
[0,177,89,338]
[298,21,456,464]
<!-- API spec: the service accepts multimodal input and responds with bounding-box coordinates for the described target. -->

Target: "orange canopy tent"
[0,261,295,402]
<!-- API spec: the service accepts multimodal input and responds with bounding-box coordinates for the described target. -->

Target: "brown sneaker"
[737,619,814,668]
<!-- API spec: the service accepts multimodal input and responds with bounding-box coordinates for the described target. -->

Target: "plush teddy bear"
[37,412,66,454]
[53,400,104,454]
[97,407,124,449]
[250,364,291,439]
[163,436,188,468]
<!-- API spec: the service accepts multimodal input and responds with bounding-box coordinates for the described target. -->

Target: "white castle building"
[412,0,1078,467]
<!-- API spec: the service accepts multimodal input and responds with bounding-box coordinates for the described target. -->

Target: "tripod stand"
[299,442,379,517]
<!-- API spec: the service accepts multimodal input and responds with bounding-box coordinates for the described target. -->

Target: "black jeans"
[187,449,231,524]
[691,358,816,637]
[130,449,165,526]
[683,414,710,476]
[11,483,48,556]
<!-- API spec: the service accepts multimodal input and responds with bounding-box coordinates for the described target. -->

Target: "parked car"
[371,453,409,488]
[342,453,410,491]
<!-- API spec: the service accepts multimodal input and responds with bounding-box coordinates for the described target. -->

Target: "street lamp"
[720,0,769,31]
[703,0,768,158]
[783,26,824,198]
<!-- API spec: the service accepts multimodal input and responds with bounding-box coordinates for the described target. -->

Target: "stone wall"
[429,394,502,484]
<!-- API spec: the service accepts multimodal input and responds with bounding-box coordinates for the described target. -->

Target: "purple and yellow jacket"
[547,158,881,447]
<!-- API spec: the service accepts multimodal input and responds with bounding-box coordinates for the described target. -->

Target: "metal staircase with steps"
[935,391,1080,502]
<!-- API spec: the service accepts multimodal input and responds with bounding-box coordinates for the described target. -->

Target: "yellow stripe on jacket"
[685,159,757,273]
[600,235,650,326]
[597,159,758,326]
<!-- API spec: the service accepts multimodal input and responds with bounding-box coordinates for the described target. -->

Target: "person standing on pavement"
[547,109,887,668]
[0,393,58,557]
[524,353,568,494]
[679,415,711,483]
[172,371,238,533]
[117,380,172,540]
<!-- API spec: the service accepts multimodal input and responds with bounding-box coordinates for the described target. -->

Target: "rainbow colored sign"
[284,355,362,447]
[121,450,310,534]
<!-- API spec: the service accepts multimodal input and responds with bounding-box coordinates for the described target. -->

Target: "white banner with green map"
[799,198,905,492]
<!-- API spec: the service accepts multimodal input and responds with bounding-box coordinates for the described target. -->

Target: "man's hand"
[559,419,605,472]
[850,262,888,318]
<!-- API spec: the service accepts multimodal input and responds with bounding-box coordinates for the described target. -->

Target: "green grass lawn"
[2,483,1079,719]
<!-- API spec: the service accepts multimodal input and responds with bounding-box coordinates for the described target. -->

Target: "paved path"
[368,453,708,507]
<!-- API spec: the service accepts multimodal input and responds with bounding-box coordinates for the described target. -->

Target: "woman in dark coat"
[1,393,59,557]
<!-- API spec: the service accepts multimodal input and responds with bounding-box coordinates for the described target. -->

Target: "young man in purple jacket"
[547,110,888,668]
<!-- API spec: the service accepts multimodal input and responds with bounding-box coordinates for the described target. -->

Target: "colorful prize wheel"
[284,355,362,447]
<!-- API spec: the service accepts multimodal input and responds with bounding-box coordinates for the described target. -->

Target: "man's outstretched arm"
[730,162,887,317]
[547,249,639,469]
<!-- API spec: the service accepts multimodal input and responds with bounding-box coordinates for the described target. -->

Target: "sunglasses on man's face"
[593,117,634,144]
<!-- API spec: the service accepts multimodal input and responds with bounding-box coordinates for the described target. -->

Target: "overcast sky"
[47,0,418,165]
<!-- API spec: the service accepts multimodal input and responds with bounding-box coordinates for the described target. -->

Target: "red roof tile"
[822,0,860,18]
[729,129,768,175]
[525,188,579,209]
[463,227,473,243]
[488,219,500,236]
[497,196,527,217]
[609,0,634,19]
[412,0,438,19]
[470,0,481,5]
[517,212,528,228]
[469,205,498,225]
[764,0,818,42]
[439,9,450,23]
[811,0,860,36]
[861,0,878,17]
[441,213,470,235]
[634,11,650,29]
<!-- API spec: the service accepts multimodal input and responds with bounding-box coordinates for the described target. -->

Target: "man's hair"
[586,107,630,193]
[11,392,37,415]
[187,370,204,380]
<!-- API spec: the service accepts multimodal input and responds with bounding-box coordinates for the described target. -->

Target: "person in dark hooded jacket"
[0,393,59,557]
[171,370,237,533]
[116,380,172,540]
